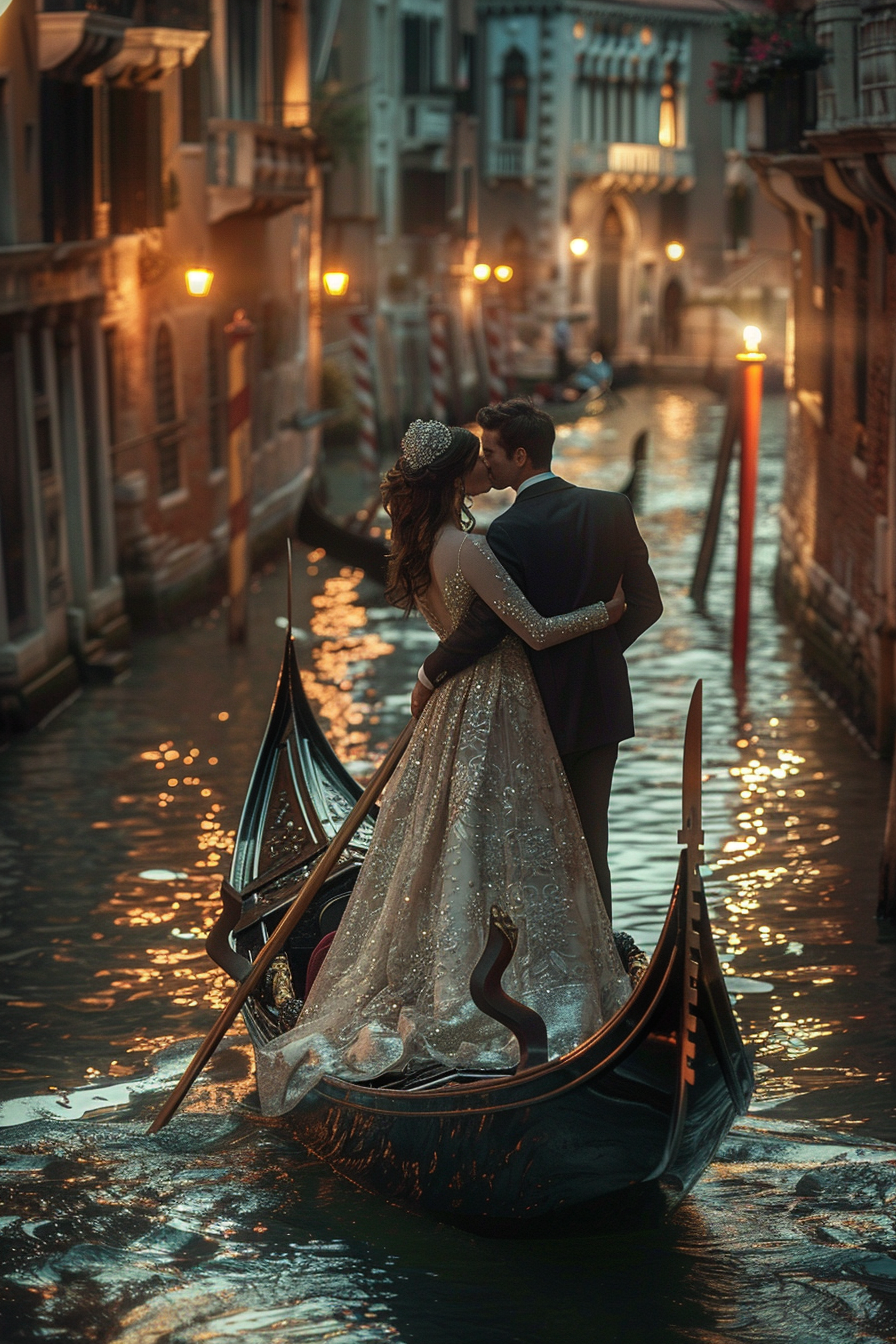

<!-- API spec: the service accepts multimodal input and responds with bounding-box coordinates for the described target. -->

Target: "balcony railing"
[486,141,535,178]
[207,120,315,224]
[569,142,695,187]
[403,97,454,146]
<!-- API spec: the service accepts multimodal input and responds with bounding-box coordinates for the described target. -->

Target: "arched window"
[502,48,529,141]
[155,323,176,426]
[154,323,181,496]
[658,65,677,147]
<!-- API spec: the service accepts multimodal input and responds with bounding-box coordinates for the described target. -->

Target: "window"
[181,54,205,144]
[40,77,94,242]
[109,87,163,234]
[726,184,752,252]
[154,324,181,496]
[155,325,177,427]
[855,222,868,428]
[502,48,529,141]
[403,15,443,96]
[456,33,477,115]
[659,67,677,147]
[228,0,260,121]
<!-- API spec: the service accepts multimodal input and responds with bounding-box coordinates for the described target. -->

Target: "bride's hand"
[605,578,626,625]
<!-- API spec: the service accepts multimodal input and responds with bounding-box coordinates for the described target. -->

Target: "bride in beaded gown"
[255,422,631,1116]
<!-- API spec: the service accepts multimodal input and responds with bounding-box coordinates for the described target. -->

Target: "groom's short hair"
[477,398,554,471]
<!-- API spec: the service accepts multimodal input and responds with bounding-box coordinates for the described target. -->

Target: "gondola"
[205,616,753,1229]
[296,484,388,583]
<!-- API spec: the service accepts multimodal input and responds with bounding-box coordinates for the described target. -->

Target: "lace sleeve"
[458,535,608,650]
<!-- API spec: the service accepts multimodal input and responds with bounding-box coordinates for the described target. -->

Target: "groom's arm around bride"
[413,399,662,917]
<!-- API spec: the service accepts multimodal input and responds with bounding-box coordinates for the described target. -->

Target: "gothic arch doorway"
[596,205,623,356]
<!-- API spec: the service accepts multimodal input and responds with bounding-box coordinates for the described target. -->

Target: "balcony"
[38,0,209,82]
[402,97,454,148]
[569,142,695,191]
[486,141,535,180]
[207,120,315,224]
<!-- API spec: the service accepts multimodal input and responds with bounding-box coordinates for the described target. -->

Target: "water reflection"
[1,386,895,1344]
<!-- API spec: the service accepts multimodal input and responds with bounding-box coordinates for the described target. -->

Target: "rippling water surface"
[1,387,895,1343]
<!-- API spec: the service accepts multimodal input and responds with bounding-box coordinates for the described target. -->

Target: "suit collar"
[511,475,574,504]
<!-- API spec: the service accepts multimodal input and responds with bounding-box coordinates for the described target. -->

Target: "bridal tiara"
[401,420,453,472]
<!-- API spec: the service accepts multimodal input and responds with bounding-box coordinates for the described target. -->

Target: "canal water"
[1,387,895,1343]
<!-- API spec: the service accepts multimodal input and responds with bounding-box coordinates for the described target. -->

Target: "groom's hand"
[411,679,433,718]
[606,578,626,625]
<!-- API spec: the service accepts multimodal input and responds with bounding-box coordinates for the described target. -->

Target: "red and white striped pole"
[428,307,449,422]
[348,309,379,479]
[226,309,254,645]
[483,305,507,405]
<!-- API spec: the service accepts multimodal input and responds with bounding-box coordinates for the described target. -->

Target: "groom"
[411,398,662,919]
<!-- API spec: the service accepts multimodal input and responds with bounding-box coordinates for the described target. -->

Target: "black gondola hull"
[215,630,753,1227]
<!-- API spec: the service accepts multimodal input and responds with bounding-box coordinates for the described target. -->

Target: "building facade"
[0,0,127,729]
[0,0,322,731]
[476,0,790,376]
[318,0,485,439]
[752,0,896,751]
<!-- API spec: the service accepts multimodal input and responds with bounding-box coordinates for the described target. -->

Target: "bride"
[256,421,631,1116]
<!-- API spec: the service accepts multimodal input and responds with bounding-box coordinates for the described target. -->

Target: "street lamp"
[569,237,589,258]
[185,267,214,297]
[322,269,350,297]
[473,263,491,282]
[665,241,685,262]
[494,265,513,283]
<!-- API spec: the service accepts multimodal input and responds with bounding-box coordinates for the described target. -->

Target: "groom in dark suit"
[411,398,662,919]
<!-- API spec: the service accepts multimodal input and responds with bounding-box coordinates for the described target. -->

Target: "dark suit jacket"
[422,477,662,755]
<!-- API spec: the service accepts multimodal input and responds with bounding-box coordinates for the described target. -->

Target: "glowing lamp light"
[573,20,586,40]
[185,267,214,297]
[473,263,491,282]
[569,237,589,258]
[665,241,685,262]
[322,270,350,297]
[494,265,513,283]
[743,325,762,353]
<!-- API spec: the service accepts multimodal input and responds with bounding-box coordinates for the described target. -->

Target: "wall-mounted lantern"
[185,267,214,297]
[322,270,350,297]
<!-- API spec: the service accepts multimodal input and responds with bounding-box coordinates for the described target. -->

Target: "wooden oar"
[148,719,415,1134]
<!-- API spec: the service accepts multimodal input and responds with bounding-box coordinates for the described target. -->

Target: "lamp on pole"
[732,325,766,684]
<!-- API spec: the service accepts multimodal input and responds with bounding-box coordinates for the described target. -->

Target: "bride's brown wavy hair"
[381,426,480,612]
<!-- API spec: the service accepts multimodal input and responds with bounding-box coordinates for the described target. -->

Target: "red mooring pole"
[226,308,255,645]
[731,329,767,682]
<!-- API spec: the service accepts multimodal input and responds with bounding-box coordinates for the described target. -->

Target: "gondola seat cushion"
[305,932,336,997]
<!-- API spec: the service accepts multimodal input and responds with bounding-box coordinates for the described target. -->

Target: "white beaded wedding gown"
[256,528,631,1116]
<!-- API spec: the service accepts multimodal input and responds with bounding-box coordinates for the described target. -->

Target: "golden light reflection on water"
[303,565,393,765]
[710,715,849,1076]
[79,560,399,1076]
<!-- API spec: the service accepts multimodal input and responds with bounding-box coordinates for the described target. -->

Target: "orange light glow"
[494,265,513,283]
[322,270,350,297]
[473,263,491,282]
[185,267,214,297]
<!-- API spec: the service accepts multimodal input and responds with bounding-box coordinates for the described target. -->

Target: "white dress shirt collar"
[516,471,555,496]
